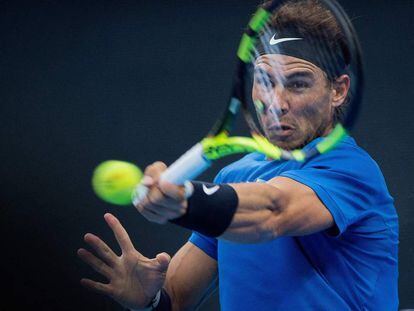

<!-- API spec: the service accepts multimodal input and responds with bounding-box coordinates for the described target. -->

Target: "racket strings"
[250,24,289,133]
[250,15,354,136]
[237,0,362,159]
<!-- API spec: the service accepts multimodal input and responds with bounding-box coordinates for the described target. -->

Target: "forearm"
[168,181,284,244]
[220,183,284,243]
[173,180,332,244]
[164,277,218,311]
[225,177,335,243]
[158,178,333,245]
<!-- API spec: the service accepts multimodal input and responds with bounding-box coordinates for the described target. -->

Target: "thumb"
[155,252,171,271]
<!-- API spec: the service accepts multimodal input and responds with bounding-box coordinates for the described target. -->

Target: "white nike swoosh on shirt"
[269,36,303,46]
[202,184,220,195]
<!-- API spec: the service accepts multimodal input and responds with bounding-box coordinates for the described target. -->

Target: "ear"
[331,74,350,108]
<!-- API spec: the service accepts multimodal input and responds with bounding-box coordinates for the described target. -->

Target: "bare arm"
[165,242,218,311]
[136,162,334,244]
[223,176,334,243]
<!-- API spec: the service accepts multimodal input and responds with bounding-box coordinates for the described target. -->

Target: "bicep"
[164,241,218,311]
[268,176,334,236]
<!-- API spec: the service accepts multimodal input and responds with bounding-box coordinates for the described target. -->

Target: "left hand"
[77,213,171,310]
[134,161,188,224]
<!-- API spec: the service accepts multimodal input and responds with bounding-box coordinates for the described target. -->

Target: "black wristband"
[170,181,239,237]
[152,288,172,311]
[129,288,171,311]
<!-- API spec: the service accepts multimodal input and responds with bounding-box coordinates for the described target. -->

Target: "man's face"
[252,54,346,150]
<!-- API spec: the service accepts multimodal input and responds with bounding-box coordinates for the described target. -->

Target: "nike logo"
[269,35,303,46]
[202,184,220,195]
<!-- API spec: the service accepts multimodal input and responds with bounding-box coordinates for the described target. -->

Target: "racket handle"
[161,143,211,184]
[132,143,211,205]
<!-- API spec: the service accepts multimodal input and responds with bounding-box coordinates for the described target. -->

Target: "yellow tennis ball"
[92,160,143,205]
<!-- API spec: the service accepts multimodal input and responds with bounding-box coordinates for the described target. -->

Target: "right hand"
[135,161,188,224]
[77,213,171,310]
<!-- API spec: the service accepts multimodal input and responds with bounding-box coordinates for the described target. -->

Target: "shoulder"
[214,152,265,183]
[282,136,396,236]
[306,136,385,182]
[281,135,394,211]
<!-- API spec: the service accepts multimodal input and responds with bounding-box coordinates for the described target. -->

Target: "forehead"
[255,54,323,76]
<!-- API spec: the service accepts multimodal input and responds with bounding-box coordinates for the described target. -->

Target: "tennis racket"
[94,0,364,205]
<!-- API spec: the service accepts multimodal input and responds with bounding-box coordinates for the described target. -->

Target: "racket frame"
[133,0,363,197]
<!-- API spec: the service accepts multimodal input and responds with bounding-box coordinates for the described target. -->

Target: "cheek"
[289,95,318,119]
[299,88,331,113]
[252,85,269,102]
[290,95,331,128]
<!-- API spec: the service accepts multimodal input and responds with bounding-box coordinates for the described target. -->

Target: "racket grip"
[161,143,211,184]
[132,143,211,205]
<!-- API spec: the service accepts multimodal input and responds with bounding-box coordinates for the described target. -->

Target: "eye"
[286,80,311,91]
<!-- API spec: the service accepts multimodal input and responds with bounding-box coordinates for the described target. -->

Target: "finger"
[83,233,118,266]
[146,187,186,213]
[141,175,154,187]
[104,213,135,253]
[80,278,113,296]
[144,201,185,220]
[159,180,187,201]
[144,161,167,182]
[77,248,113,279]
[137,206,168,224]
[145,186,165,205]
[143,189,185,219]
[134,190,171,223]
[155,252,171,271]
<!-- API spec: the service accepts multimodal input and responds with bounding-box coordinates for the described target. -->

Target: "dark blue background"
[1,0,413,309]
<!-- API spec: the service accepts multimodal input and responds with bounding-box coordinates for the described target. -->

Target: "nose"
[266,85,289,118]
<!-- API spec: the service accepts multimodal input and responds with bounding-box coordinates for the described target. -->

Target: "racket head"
[234,0,363,161]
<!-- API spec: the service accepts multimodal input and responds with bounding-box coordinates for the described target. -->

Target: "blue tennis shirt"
[189,136,398,310]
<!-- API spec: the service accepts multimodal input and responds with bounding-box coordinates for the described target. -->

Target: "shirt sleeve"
[280,146,391,236]
[189,232,218,260]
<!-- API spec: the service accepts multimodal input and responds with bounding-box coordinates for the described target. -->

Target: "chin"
[265,132,300,150]
[270,139,303,151]
[265,127,322,151]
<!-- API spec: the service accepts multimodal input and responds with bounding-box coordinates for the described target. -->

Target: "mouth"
[265,123,295,139]
[267,123,294,132]
[268,123,294,130]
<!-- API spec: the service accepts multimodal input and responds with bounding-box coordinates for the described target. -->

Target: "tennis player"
[78,1,398,310]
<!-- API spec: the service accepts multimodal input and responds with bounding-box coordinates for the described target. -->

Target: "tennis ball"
[92,160,143,205]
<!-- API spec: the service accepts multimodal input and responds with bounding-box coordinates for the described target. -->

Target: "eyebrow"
[254,68,271,79]
[285,71,314,80]
[254,68,314,81]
